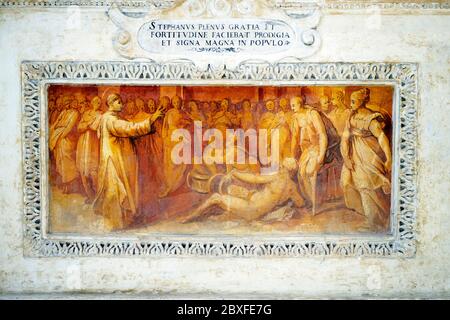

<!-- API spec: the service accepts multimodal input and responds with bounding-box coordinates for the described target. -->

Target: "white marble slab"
[0,1,449,298]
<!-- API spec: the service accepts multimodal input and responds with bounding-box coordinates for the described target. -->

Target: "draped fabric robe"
[93,111,153,230]
[341,110,391,229]
[76,110,101,199]
[49,108,80,185]
[160,108,189,196]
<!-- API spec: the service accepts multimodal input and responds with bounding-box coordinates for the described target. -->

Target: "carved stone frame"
[21,60,418,257]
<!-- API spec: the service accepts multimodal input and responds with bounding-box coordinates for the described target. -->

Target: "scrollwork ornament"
[300,28,318,46]
[235,0,254,15]
[208,0,232,17]
[183,0,207,17]
[112,30,134,59]
[0,1,448,11]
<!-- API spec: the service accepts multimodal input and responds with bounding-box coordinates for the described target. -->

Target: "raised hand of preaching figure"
[92,93,163,230]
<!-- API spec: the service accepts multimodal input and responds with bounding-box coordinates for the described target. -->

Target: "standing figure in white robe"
[341,88,392,231]
[49,95,80,193]
[93,94,163,230]
[76,96,102,202]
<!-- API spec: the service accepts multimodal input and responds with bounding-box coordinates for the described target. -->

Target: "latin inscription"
[137,19,295,54]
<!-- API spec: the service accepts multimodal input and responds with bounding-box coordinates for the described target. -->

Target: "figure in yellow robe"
[211,99,232,138]
[49,96,80,193]
[326,91,351,201]
[236,99,257,163]
[129,98,153,214]
[48,98,56,126]
[48,96,61,184]
[93,94,163,230]
[341,88,392,231]
[76,96,102,202]
[276,98,293,160]
[149,97,167,187]
[158,95,190,198]
[205,101,218,129]
[328,90,352,137]
[316,95,344,203]
[237,99,256,131]
[258,100,290,165]
[257,100,277,164]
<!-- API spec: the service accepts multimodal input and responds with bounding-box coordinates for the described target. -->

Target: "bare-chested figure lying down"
[182,158,305,223]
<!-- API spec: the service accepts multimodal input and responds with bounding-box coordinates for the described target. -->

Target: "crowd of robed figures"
[48,88,392,231]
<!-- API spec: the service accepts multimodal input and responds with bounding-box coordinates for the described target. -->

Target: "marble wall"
[0,1,449,298]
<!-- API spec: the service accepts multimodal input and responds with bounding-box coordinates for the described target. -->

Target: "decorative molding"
[1,0,449,11]
[323,1,449,11]
[0,1,175,9]
[21,60,418,258]
[107,1,321,62]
